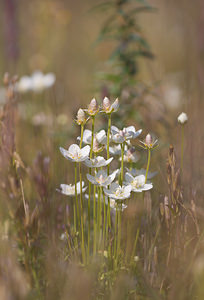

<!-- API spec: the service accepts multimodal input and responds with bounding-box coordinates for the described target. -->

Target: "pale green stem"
[93,184,97,255]
[145,148,151,184]
[114,209,118,260]
[102,189,106,249]
[79,124,84,149]
[116,206,121,264]
[90,116,95,159]
[120,142,125,185]
[107,113,111,175]
[79,162,86,264]
[181,124,184,174]
[131,228,140,262]
[75,163,80,228]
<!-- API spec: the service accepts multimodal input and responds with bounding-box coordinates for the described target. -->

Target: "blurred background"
[0,0,204,299]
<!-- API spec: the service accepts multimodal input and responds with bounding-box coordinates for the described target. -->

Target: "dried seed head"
[145,133,152,147]
[102,97,111,111]
[88,98,99,116]
[76,108,86,125]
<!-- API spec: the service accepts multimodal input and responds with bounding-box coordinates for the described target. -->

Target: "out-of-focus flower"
[56,114,69,126]
[79,129,107,145]
[101,97,119,114]
[84,156,113,168]
[104,183,132,200]
[87,98,99,116]
[31,112,53,126]
[111,126,142,143]
[17,76,33,93]
[124,173,153,192]
[122,147,140,163]
[140,133,158,150]
[109,144,128,156]
[59,181,87,196]
[87,170,117,187]
[126,168,157,179]
[17,71,56,93]
[60,144,90,162]
[177,112,188,124]
[108,198,127,211]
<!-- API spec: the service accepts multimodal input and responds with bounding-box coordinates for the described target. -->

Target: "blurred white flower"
[178,112,188,124]
[87,170,117,187]
[111,126,142,143]
[126,168,157,179]
[59,181,87,196]
[104,183,132,200]
[102,97,119,114]
[84,156,113,168]
[122,147,140,163]
[17,76,33,93]
[32,112,53,126]
[125,173,153,192]
[17,71,56,93]
[108,198,127,211]
[79,129,107,145]
[60,144,90,162]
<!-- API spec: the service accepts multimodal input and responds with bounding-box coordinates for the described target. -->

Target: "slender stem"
[107,114,111,175]
[79,162,86,264]
[145,148,151,184]
[120,142,125,185]
[90,116,95,159]
[93,184,97,255]
[102,189,106,249]
[75,163,80,228]
[131,228,140,262]
[114,209,118,260]
[116,206,121,264]
[181,124,184,174]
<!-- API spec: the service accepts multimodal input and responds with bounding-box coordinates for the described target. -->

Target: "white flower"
[17,76,32,93]
[102,97,119,114]
[104,182,132,200]
[109,144,128,156]
[59,181,87,196]
[17,71,56,93]
[84,156,113,168]
[80,129,107,145]
[87,170,117,187]
[178,112,188,124]
[111,126,142,143]
[126,168,157,179]
[87,98,99,116]
[107,198,127,211]
[122,148,140,163]
[124,173,153,192]
[60,144,90,162]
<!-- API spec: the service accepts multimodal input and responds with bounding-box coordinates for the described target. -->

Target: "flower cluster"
[17,71,56,93]
[58,97,157,207]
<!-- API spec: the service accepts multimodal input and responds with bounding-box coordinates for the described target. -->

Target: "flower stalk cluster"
[58,97,158,264]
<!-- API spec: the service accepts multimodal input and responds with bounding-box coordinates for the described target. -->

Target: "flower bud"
[88,98,99,116]
[178,112,188,124]
[76,108,86,125]
[145,133,152,147]
[102,97,111,111]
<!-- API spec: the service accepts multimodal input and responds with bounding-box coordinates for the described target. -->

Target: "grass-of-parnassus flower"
[59,181,87,196]
[111,125,142,143]
[177,112,188,124]
[87,169,117,187]
[79,129,107,145]
[104,182,132,200]
[84,156,113,168]
[124,173,153,192]
[60,144,90,162]
[101,97,119,114]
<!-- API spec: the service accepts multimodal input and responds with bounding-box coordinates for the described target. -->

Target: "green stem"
[79,162,86,264]
[120,142,125,185]
[107,114,111,175]
[79,124,84,149]
[93,184,97,255]
[90,116,95,159]
[116,207,121,264]
[145,148,151,184]
[75,163,80,228]
[181,124,184,174]
[102,189,106,249]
